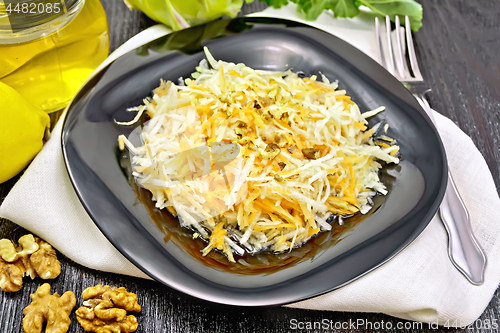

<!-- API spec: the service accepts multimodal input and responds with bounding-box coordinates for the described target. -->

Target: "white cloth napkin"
[2,5,500,326]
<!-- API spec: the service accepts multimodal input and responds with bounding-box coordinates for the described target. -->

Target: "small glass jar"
[0,0,109,112]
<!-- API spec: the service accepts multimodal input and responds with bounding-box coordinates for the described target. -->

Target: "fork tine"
[396,17,413,78]
[405,16,423,80]
[375,17,386,69]
[393,16,406,79]
[385,15,396,76]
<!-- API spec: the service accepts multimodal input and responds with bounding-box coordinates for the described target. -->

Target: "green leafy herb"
[260,0,423,31]
[123,0,422,32]
[357,0,423,31]
[123,0,245,31]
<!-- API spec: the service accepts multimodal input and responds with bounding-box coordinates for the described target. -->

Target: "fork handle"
[440,173,486,285]
[415,94,487,284]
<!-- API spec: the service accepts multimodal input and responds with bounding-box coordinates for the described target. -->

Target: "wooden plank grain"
[100,0,154,52]
[416,0,500,193]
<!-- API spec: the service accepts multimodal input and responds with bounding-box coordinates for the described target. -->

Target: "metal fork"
[375,15,486,285]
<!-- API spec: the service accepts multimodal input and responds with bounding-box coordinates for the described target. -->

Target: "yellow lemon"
[0,81,50,183]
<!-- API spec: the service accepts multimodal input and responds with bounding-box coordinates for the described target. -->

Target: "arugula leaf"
[263,0,358,20]
[258,0,422,31]
[294,0,332,20]
[327,0,359,18]
[264,0,291,9]
[356,0,423,31]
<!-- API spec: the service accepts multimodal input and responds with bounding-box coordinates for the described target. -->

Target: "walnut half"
[0,235,39,263]
[0,235,61,292]
[0,259,24,292]
[76,284,141,333]
[0,235,38,292]
[23,283,76,333]
[30,240,61,280]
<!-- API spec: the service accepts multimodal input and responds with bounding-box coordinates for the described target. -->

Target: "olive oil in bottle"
[0,0,109,112]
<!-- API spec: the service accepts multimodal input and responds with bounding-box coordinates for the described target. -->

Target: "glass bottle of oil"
[0,0,109,113]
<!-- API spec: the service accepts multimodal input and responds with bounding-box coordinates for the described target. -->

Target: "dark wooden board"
[1,0,499,332]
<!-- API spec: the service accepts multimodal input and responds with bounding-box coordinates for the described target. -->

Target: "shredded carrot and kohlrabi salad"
[118,48,400,262]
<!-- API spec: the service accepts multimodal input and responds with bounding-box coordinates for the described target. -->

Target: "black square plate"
[62,17,447,306]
